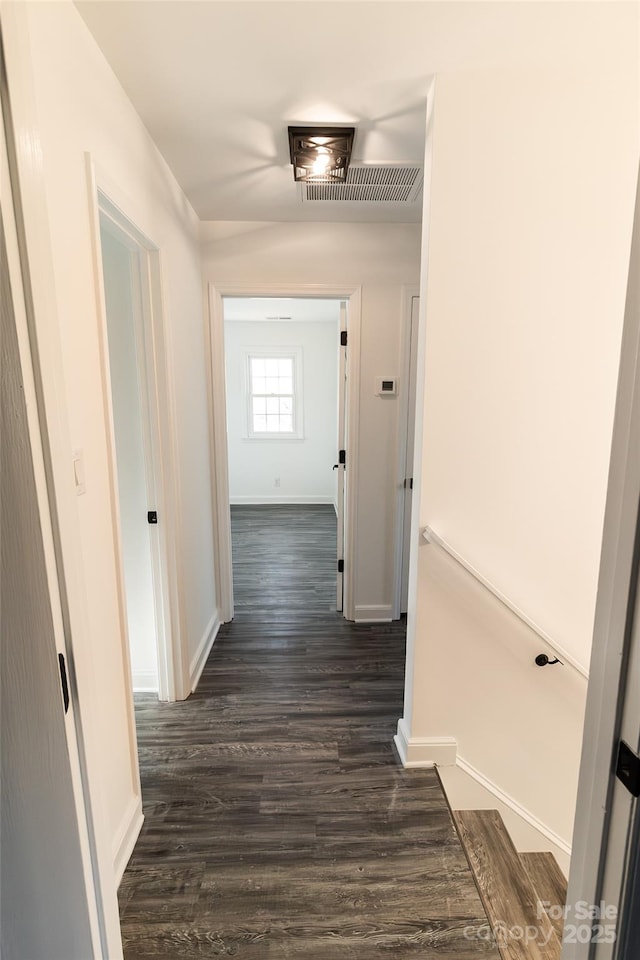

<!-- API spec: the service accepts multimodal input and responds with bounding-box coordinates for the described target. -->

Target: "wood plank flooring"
[230,505,337,614]
[453,811,560,960]
[520,853,567,943]
[119,505,498,958]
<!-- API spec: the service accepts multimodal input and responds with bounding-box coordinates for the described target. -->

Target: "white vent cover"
[301,165,422,203]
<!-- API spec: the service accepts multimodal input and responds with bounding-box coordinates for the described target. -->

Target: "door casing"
[207,282,362,622]
[86,163,189,706]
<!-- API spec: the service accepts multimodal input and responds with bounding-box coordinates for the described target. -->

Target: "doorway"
[208,284,361,622]
[95,198,176,702]
[222,296,343,613]
[396,290,420,618]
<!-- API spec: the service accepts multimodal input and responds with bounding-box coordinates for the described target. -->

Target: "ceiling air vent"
[301,165,422,203]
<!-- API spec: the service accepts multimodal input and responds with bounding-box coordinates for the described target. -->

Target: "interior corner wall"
[225,319,338,504]
[4,0,217,940]
[201,221,423,615]
[407,46,639,848]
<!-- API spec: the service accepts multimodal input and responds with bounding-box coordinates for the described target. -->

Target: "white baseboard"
[394,720,571,865]
[190,611,221,693]
[132,670,158,693]
[456,754,572,856]
[393,718,458,767]
[354,604,394,623]
[113,795,143,886]
[229,495,335,505]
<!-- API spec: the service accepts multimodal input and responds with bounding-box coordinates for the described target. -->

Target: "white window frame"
[244,346,304,440]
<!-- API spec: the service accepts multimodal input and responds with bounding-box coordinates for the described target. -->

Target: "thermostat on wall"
[375,377,398,397]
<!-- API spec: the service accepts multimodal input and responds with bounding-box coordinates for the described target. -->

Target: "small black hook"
[535,653,562,667]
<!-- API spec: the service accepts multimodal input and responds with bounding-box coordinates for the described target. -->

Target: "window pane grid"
[249,354,297,435]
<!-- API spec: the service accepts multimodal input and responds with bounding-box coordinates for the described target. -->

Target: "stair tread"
[520,852,567,942]
[454,810,561,960]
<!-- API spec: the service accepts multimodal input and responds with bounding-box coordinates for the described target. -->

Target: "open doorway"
[222,296,344,614]
[208,284,361,622]
[95,196,177,703]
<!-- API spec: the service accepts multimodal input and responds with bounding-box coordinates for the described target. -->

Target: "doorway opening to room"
[95,195,179,704]
[208,287,359,621]
[225,296,344,616]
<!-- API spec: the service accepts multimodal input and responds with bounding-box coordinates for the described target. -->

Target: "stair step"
[520,852,567,942]
[454,809,561,960]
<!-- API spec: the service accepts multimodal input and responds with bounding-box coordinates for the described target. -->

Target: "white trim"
[207,285,235,623]
[112,797,143,887]
[207,282,361,623]
[401,78,436,736]
[394,715,572,855]
[189,611,221,693]
[230,495,336,505]
[422,526,590,680]
[457,755,572,857]
[393,285,420,620]
[89,173,189,702]
[354,603,395,623]
[131,672,159,693]
[393,719,457,767]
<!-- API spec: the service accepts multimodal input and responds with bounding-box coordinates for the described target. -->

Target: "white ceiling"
[75,1,618,224]
[224,297,341,323]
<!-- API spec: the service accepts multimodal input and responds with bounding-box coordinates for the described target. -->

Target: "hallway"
[119,506,497,958]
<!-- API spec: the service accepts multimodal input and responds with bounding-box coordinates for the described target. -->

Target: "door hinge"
[616,740,640,798]
[147,510,158,524]
[58,653,70,714]
[403,478,414,490]
[338,559,344,573]
[340,331,347,347]
[339,449,346,466]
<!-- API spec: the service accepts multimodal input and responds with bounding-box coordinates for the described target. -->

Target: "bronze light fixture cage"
[288,126,355,183]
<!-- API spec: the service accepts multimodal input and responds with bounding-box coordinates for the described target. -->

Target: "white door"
[400,295,420,613]
[0,187,98,960]
[336,300,347,611]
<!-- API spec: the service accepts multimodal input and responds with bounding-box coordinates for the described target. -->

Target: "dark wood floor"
[230,505,337,615]
[119,505,497,958]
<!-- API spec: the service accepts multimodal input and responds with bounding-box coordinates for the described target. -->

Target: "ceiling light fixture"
[288,126,355,183]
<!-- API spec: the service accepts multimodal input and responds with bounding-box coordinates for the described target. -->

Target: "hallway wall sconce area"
[288,126,355,183]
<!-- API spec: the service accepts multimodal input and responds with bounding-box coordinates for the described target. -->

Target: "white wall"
[421,65,639,673]
[203,221,422,619]
[402,32,639,853]
[225,319,338,504]
[100,225,158,691]
[3,2,217,952]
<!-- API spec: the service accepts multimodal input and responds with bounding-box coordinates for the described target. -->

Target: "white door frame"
[207,281,362,622]
[393,284,420,620]
[86,159,189,704]
[336,300,347,612]
[563,168,640,959]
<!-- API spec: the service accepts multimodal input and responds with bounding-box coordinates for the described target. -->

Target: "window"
[246,349,303,439]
